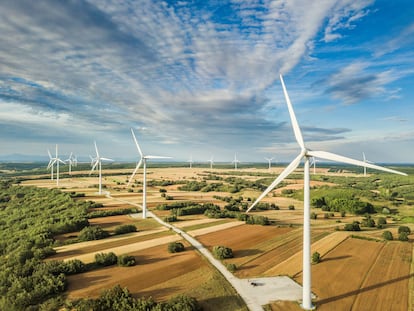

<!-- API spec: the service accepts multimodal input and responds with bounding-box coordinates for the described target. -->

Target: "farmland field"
[4,164,414,310]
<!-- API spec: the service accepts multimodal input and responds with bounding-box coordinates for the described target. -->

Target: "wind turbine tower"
[232,153,240,170]
[90,142,113,195]
[247,75,407,310]
[127,129,171,219]
[188,154,194,168]
[265,157,274,169]
[208,156,214,169]
[47,145,65,186]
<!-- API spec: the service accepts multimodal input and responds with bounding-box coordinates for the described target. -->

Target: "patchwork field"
[18,166,414,310]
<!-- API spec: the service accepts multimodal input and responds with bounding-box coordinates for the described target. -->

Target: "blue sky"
[0,0,413,163]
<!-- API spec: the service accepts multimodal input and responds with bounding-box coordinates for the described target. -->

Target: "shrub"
[78,226,110,241]
[114,224,137,235]
[164,215,178,222]
[312,251,321,264]
[377,217,387,225]
[288,205,295,210]
[340,211,346,217]
[95,252,118,266]
[398,232,409,242]
[310,212,318,220]
[382,231,393,240]
[245,215,270,225]
[226,263,237,272]
[344,221,361,231]
[117,254,136,266]
[398,226,411,234]
[212,246,233,259]
[168,242,185,253]
[382,207,391,214]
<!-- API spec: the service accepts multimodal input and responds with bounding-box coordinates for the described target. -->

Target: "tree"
[312,251,321,264]
[382,231,393,240]
[117,254,136,267]
[78,226,109,241]
[398,232,409,241]
[398,226,411,234]
[168,242,185,253]
[212,246,233,259]
[344,221,361,231]
[95,252,118,266]
[114,224,137,235]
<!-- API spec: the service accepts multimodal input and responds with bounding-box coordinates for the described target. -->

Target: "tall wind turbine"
[90,141,113,195]
[47,145,65,187]
[232,153,240,170]
[208,155,214,169]
[127,129,171,219]
[247,75,407,310]
[265,157,274,169]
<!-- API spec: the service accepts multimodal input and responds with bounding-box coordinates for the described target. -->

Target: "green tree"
[312,252,321,264]
[168,242,185,253]
[382,231,393,240]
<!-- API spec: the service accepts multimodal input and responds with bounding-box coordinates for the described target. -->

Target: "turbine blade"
[247,151,304,212]
[280,74,305,149]
[131,128,143,157]
[308,150,407,176]
[145,155,172,159]
[47,149,52,159]
[94,141,100,158]
[90,160,99,175]
[100,157,114,161]
[127,159,142,186]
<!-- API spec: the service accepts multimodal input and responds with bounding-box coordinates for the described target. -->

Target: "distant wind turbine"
[208,155,214,169]
[232,153,240,170]
[90,141,113,195]
[310,157,319,175]
[264,157,274,169]
[188,154,194,168]
[247,74,407,310]
[127,129,171,219]
[47,145,65,187]
[362,152,374,176]
[65,152,76,175]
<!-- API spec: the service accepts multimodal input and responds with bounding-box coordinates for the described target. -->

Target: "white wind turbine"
[232,153,240,170]
[127,129,171,219]
[188,154,194,168]
[362,152,374,176]
[265,157,274,169]
[247,75,407,310]
[310,157,319,174]
[90,141,113,195]
[47,145,65,187]
[65,152,76,175]
[208,155,214,169]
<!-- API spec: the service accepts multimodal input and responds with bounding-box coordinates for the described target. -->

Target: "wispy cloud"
[0,0,411,161]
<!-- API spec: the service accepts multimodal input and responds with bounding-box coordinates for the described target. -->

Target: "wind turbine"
[265,157,274,169]
[47,149,54,180]
[247,75,407,310]
[208,155,214,169]
[47,145,65,187]
[232,153,240,170]
[362,152,374,176]
[65,152,75,175]
[310,157,319,174]
[127,128,171,219]
[90,141,113,195]
[188,154,194,168]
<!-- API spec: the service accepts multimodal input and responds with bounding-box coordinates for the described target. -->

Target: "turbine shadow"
[234,248,263,258]
[317,273,414,307]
